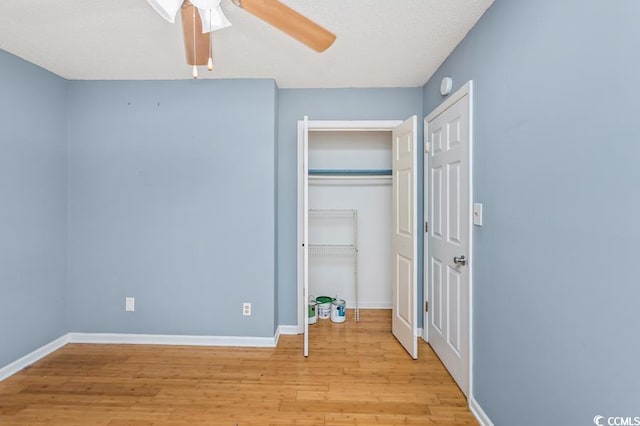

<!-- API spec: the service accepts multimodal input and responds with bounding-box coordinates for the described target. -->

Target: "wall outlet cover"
[125,297,135,312]
[242,303,251,316]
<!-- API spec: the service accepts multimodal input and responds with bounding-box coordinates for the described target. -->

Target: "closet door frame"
[296,119,404,341]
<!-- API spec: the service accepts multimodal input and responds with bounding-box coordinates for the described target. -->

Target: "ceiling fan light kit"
[146,0,184,22]
[194,2,231,33]
[146,0,336,78]
[146,0,229,29]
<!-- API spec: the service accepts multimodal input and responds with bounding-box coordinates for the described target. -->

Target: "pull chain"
[192,5,198,79]
[207,8,214,71]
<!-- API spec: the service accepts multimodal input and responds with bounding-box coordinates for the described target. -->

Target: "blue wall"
[0,51,68,367]
[277,88,423,325]
[67,79,278,338]
[422,0,640,423]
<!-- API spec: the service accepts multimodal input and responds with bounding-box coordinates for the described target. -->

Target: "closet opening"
[307,130,392,321]
[298,118,419,358]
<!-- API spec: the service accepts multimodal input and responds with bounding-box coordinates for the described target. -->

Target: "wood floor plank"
[0,310,477,425]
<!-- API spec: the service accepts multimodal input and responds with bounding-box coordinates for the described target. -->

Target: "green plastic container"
[315,296,334,304]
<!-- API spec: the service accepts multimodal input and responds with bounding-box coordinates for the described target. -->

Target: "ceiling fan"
[146,0,336,78]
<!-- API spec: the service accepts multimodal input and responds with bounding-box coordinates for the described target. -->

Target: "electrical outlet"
[243,303,251,316]
[125,297,135,312]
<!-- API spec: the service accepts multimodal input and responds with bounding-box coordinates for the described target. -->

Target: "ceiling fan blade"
[181,2,211,65]
[233,0,336,52]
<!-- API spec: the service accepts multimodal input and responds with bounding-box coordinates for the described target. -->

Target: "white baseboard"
[469,394,493,426]
[274,325,299,345]
[67,332,277,348]
[346,301,392,309]
[0,334,69,382]
[277,325,299,335]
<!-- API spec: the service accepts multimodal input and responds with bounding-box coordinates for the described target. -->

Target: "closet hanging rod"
[308,169,392,176]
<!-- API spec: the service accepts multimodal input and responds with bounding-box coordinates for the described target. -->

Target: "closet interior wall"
[307,130,392,309]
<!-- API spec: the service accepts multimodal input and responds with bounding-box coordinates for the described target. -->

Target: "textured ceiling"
[0,0,493,88]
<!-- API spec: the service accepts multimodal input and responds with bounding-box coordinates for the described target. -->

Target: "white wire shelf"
[307,208,359,322]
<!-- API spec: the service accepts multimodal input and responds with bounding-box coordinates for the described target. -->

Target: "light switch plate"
[473,203,483,226]
[125,297,135,312]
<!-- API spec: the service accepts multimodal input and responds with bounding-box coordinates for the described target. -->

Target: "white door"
[391,116,418,359]
[426,83,472,395]
[297,116,310,356]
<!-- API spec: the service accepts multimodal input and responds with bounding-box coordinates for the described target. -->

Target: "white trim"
[411,115,420,359]
[424,80,474,397]
[422,119,429,344]
[275,325,299,345]
[67,332,277,347]
[346,301,392,309]
[0,334,69,382]
[415,327,423,338]
[273,327,280,347]
[469,395,494,426]
[425,81,474,122]
[306,120,403,131]
[297,119,305,335]
[274,326,281,346]
[468,81,476,405]
[277,325,299,335]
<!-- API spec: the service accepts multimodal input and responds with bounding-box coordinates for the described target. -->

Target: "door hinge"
[425,221,429,233]
[425,301,429,312]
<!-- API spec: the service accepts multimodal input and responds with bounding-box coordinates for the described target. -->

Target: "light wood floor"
[0,310,477,425]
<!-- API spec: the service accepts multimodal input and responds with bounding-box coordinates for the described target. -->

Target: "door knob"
[453,255,467,266]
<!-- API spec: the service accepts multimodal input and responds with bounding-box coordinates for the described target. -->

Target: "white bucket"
[308,302,318,325]
[331,299,346,323]
[316,296,333,319]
